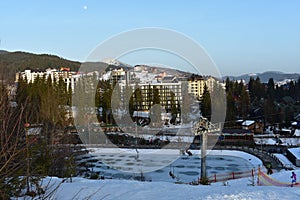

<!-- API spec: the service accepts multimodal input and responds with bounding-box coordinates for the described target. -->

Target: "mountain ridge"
[1,50,299,83]
[223,71,300,83]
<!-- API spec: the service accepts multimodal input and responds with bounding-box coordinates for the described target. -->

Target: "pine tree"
[297,76,300,100]
[210,81,226,124]
[267,78,275,99]
[201,84,211,121]
[225,77,231,92]
[225,90,237,128]
[111,82,122,122]
[181,81,194,123]
[239,85,250,118]
[264,97,276,124]
[134,84,143,111]
[248,77,255,102]
[149,86,161,126]
[170,92,178,124]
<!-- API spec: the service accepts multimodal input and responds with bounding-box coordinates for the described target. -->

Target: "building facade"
[188,75,205,99]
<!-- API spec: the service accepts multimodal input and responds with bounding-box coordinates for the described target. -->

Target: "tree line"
[16,75,72,127]
[0,75,76,198]
[223,76,300,128]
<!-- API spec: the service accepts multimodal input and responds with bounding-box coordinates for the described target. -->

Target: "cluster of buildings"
[15,65,223,124]
[110,65,222,104]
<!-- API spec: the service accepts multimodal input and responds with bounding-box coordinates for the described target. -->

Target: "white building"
[16,68,80,91]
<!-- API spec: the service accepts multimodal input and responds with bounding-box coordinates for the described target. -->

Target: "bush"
[90,173,99,180]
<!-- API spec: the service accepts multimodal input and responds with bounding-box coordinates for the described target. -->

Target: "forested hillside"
[0,51,81,81]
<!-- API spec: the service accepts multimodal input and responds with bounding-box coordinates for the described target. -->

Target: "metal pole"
[88,115,91,144]
[260,136,262,152]
[200,130,207,181]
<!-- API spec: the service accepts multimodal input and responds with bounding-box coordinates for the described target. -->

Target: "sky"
[0,0,300,76]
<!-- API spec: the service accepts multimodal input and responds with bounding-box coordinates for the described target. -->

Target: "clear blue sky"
[0,0,300,76]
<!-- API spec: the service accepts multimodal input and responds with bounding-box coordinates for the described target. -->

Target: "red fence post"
[214,174,217,182]
[257,167,260,185]
[232,172,235,179]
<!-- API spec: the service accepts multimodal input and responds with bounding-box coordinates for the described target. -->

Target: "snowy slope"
[42,170,300,200]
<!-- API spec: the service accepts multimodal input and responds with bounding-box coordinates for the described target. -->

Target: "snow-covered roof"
[292,121,300,127]
[242,120,255,126]
[134,72,157,84]
[288,147,300,159]
[161,76,177,83]
[273,153,295,169]
[255,138,278,145]
[294,129,300,136]
[100,71,111,80]
[27,127,42,135]
[133,111,149,118]
[281,128,291,132]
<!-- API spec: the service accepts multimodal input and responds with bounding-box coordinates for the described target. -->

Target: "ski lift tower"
[193,117,220,183]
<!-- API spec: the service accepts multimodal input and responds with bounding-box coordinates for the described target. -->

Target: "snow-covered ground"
[254,137,300,146]
[40,169,300,200]
[26,149,300,200]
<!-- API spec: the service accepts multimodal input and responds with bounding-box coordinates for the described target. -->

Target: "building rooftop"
[161,76,178,83]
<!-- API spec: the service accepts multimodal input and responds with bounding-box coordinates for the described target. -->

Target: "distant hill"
[0,51,81,81]
[0,50,8,54]
[224,71,300,83]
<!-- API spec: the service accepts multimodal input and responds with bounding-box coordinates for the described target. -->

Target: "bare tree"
[0,82,29,198]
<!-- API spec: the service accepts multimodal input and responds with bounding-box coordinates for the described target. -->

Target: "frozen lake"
[77,148,262,183]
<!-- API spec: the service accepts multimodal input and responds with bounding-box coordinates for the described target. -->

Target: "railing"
[206,168,257,183]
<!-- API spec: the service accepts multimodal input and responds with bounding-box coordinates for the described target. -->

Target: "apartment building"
[188,75,205,99]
